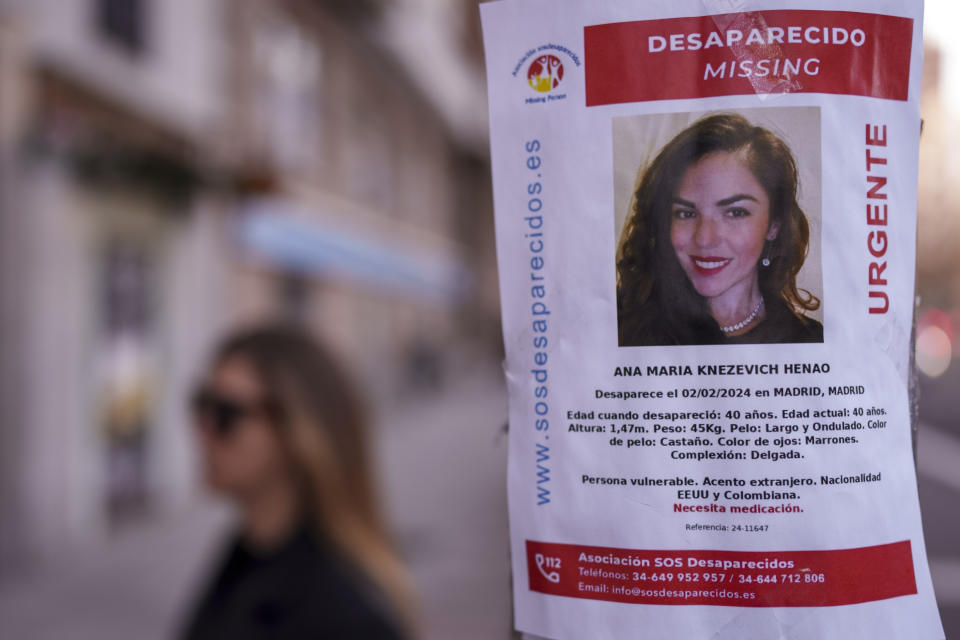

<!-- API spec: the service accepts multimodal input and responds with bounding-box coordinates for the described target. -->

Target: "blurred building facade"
[916,44,960,382]
[919,44,960,311]
[0,0,496,576]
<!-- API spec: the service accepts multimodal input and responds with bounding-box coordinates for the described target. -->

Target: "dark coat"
[182,527,404,640]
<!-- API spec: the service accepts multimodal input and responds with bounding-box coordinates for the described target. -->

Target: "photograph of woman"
[616,113,823,346]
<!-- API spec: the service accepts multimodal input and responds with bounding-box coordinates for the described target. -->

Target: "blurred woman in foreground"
[182,325,414,639]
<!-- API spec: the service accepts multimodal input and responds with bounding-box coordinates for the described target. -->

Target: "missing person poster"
[480,1,945,638]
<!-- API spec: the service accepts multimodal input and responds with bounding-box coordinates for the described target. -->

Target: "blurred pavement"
[919,424,960,636]
[0,500,229,640]
[919,364,960,638]
[376,361,511,640]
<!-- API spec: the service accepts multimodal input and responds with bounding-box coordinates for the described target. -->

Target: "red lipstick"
[690,256,731,276]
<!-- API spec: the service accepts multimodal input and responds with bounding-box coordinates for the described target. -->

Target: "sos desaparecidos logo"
[513,45,580,104]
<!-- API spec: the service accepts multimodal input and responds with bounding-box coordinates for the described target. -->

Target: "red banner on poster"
[527,539,917,607]
[584,10,913,105]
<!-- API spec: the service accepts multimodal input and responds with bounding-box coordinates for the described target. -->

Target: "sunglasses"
[190,388,277,438]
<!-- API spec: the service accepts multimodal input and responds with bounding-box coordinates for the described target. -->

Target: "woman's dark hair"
[212,324,415,629]
[616,113,820,345]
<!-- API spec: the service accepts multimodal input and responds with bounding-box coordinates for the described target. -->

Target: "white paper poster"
[480,1,944,638]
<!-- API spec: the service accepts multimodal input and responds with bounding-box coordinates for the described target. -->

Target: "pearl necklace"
[720,298,764,334]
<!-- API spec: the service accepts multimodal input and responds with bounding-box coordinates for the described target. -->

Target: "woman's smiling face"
[670,151,778,304]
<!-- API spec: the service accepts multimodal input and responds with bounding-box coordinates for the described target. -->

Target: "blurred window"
[253,15,322,172]
[99,242,155,523]
[103,243,150,334]
[96,0,147,55]
[344,100,395,210]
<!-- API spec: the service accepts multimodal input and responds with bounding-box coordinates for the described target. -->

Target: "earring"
[761,243,771,267]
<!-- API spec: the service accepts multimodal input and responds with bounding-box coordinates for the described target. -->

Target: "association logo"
[527,54,564,92]
[513,44,581,105]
